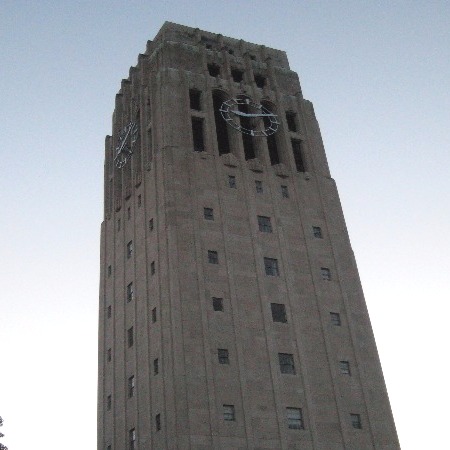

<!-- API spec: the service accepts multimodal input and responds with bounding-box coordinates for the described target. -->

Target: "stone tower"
[98,22,399,450]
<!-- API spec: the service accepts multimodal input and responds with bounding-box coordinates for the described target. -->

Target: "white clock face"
[114,121,139,169]
[220,97,279,136]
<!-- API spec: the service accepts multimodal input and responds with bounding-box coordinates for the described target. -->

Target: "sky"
[0,1,449,448]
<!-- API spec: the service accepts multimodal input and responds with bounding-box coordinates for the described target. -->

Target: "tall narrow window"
[264,257,279,276]
[117,218,121,231]
[128,375,135,398]
[255,180,263,193]
[152,307,157,323]
[262,101,280,165]
[107,305,112,318]
[254,74,266,88]
[238,98,256,160]
[281,185,289,198]
[127,207,131,220]
[137,194,141,207]
[149,218,154,231]
[127,327,134,348]
[286,111,297,132]
[156,413,161,431]
[107,395,112,411]
[151,261,155,275]
[291,139,306,172]
[213,91,231,155]
[107,348,111,362]
[108,265,112,277]
[154,358,159,375]
[127,282,134,302]
[129,428,136,449]
[189,89,201,111]
[191,117,205,152]
[127,241,133,258]
[271,303,287,323]
[287,407,304,429]
[228,175,236,188]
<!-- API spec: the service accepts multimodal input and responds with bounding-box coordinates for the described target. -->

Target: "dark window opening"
[192,117,205,152]
[127,207,131,220]
[126,282,134,303]
[351,413,362,429]
[263,109,280,164]
[127,327,134,347]
[154,358,159,375]
[204,207,214,220]
[264,257,279,276]
[238,100,256,160]
[117,218,121,231]
[127,241,133,259]
[128,375,135,398]
[279,353,296,374]
[129,428,136,449]
[108,265,112,277]
[218,348,229,364]
[330,312,341,326]
[281,185,289,198]
[340,360,351,375]
[254,74,266,88]
[213,297,224,311]
[107,348,111,362]
[271,303,287,323]
[149,218,154,231]
[151,261,155,275]
[313,226,323,238]
[208,63,220,77]
[189,89,201,111]
[321,267,331,281]
[228,49,234,55]
[213,91,231,155]
[231,69,244,82]
[107,305,112,318]
[107,395,112,410]
[152,307,157,323]
[287,407,304,430]
[223,404,235,421]
[208,250,219,264]
[228,175,236,188]
[286,111,297,132]
[250,54,256,61]
[291,139,306,172]
[156,413,161,431]
[258,215,272,233]
[255,180,263,193]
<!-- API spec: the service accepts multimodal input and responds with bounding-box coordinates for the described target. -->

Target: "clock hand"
[229,110,276,118]
[116,126,132,154]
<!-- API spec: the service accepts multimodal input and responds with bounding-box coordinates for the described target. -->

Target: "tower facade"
[98,22,399,450]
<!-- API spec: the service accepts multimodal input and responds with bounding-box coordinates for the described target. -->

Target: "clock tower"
[98,22,399,449]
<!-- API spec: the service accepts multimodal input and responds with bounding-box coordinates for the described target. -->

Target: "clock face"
[114,121,139,169]
[220,97,278,136]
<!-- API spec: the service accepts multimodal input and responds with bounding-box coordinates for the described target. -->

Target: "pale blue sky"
[1,1,449,448]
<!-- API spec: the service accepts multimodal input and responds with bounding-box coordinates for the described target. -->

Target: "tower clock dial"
[220,97,278,136]
[114,121,139,169]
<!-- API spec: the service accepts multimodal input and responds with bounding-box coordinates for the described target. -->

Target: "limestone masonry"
[98,22,400,449]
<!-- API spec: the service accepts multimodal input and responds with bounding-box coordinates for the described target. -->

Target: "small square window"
[212,297,224,312]
[281,185,289,198]
[287,407,304,430]
[127,327,134,348]
[208,250,219,264]
[107,305,112,318]
[129,428,136,449]
[313,226,323,239]
[339,360,351,375]
[137,195,142,207]
[255,180,263,193]
[207,63,220,77]
[155,413,161,431]
[127,282,134,303]
[279,353,296,374]
[271,303,287,323]
[218,348,229,364]
[151,261,155,275]
[204,207,214,220]
[128,375,135,398]
[254,74,266,88]
[107,395,112,410]
[228,175,236,188]
[152,307,157,323]
[149,218,154,231]
[258,216,272,233]
[108,265,112,277]
[127,241,133,258]
[189,89,202,111]
[321,267,331,281]
[351,413,362,429]
[286,111,297,132]
[330,312,341,326]
[223,404,235,421]
[117,218,121,231]
[107,348,112,362]
[127,207,131,220]
[231,69,244,83]
[264,257,279,276]
[154,358,159,375]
